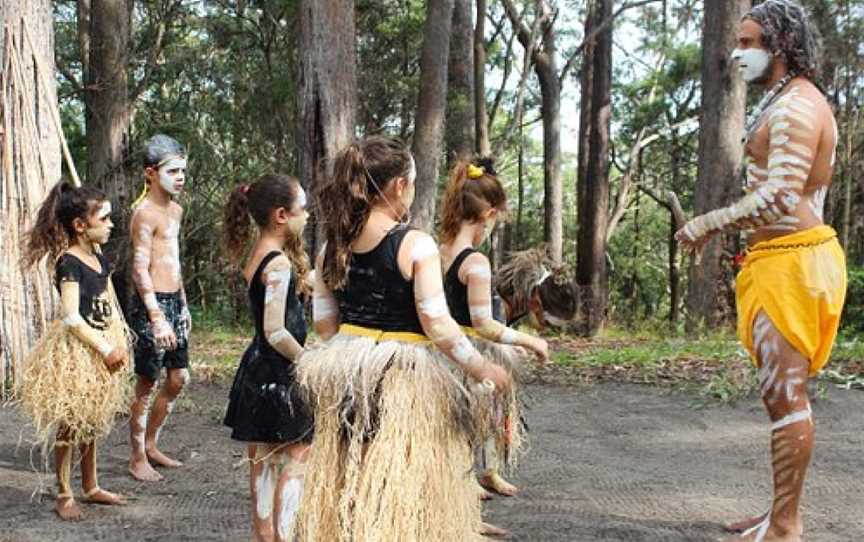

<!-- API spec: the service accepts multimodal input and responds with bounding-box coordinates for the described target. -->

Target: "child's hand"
[151,318,178,351]
[104,347,127,373]
[529,337,549,365]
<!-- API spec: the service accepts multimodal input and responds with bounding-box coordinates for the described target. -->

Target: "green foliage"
[842,266,864,333]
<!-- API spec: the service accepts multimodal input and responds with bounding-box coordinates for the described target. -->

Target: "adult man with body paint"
[675,2,846,541]
[127,135,193,482]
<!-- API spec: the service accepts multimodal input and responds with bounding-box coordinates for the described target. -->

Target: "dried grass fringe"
[294,334,487,542]
[15,311,133,452]
[469,336,528,471]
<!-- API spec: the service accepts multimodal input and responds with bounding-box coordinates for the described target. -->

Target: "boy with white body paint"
[128,135,193,482]
[675,2,846,541]
[294,136,510,541]
[222,174,314,542]
[438,159,549,505]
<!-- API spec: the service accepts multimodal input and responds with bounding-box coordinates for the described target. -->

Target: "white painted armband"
[500,328,517,345]
[469,305,493,320]
[464,265,492,280]
[143,292,160,312]
[313,295,339,322]
[62,313,85,327]
[410,235,438,262]
[418,294,449,319]
[267,328,293,348]
[452,335,481,367]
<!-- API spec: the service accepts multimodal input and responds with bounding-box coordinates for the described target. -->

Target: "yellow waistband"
[339,324,430,344]
[459,325,479,338]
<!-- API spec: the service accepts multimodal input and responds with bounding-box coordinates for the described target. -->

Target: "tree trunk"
[576,0,612,336]
[474,0,490,155]
[411,0,454,233]
[446,0,475,163]
[299,0,357,253]
[0,0,62,395]
[535,49,562,264]
[86,0,131,307]
[685,0,748,329]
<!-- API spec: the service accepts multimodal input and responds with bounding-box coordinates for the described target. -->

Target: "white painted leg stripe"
[741,513,770,542]
[771,405,812,431]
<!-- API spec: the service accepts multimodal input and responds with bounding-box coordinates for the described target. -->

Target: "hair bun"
[475,156,497,176]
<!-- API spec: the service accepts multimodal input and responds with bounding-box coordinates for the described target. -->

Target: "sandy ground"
[1,380,862,541]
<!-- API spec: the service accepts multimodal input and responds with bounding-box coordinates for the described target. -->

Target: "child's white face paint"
[158,157,187,195]
[277,478,303,540]
[85,201,113,244]
[255,466,276,520]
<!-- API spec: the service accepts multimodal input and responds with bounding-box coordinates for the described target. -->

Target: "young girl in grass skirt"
[439,159,549,527]
[19,182,132,520]
[222,174,314,542]
[294,136,511,541]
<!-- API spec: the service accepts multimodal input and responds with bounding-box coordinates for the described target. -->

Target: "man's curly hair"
[744,0,822,81]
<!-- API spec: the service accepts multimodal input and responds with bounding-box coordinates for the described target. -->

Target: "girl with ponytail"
[439,159,549,521]
[294,136,511,541]
[19,182,132,521]
[222,174,313,542]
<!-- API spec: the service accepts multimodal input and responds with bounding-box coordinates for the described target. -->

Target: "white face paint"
[731,47,773,83]
[287,186,308,235]
[85,201,113,244]
[479,216,496,245]
[157,157,187,195]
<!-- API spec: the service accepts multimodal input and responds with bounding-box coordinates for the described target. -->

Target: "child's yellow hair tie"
[467,164,485,179]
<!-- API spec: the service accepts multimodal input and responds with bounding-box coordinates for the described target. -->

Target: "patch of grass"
[547,328,864,404]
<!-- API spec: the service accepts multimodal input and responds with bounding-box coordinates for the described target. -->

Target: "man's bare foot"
[146,447,183,468]
[55,497,82,521]
[82,487,127,505]
[129,459,164,481]
[722,520,802,542]
[479,471,518,497]
[480,521,509,537]
[725,513,767,533]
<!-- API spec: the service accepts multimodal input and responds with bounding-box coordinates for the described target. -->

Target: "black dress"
[443,247,506,326]
[224,251,313,443]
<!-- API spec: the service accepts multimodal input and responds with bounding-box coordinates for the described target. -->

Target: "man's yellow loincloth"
[736,225,847,376]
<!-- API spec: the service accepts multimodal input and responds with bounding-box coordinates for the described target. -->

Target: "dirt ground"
[1,380,862,541]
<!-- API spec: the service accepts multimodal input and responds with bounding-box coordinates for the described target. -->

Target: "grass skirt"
[294,333,486,542]
[469,336,527,470]
[17,316,132,449]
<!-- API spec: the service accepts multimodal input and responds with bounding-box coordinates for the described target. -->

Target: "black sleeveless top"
[55,252,113,330]
[250,251,307,355]
[333,225,423,333]
[444,247,506,328]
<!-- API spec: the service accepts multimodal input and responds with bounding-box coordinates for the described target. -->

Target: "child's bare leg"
[79,441,125,505]
[724,311,809,542]
[478,437,518,497]
[250,444,276,542]
[273,443,309,542]
[54,427,81,521]
[129,375,163,481]
[146,368,188,467]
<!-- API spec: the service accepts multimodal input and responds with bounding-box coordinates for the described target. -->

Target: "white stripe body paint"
[255,466,276,520]
[277,478,303,540]
[452,335,478,365]
[469,305,492,320]
[464,265,492,280]
[410,235,438,262]
[265,269,292,305]
[418,294,449,319]
[771,405,812,431]
[500,328,517,345]
[741,514,771,542]
[312,295,338,321]
[62,313,85,327]
[267,329,292,347]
